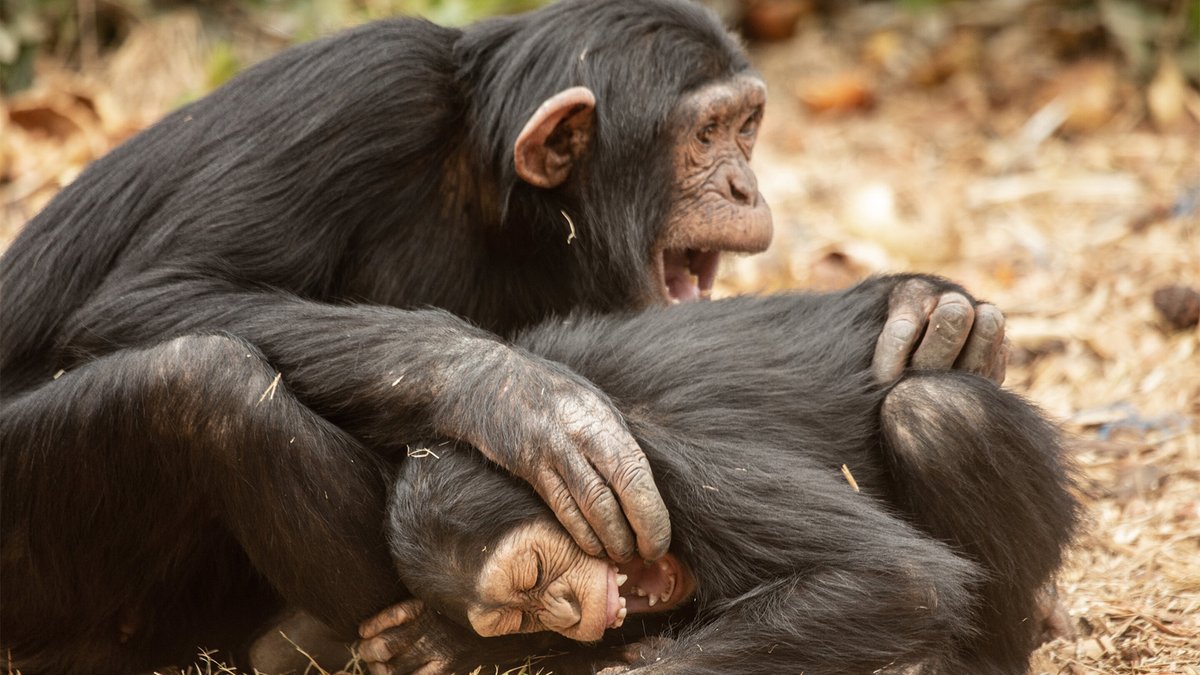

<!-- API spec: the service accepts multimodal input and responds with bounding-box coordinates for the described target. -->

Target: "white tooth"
[660,591,670,604]
[634,587,646,597]
[613,606,627,628]
[619,596,627,608]
[648,595,657,607]
[616,573,628,587]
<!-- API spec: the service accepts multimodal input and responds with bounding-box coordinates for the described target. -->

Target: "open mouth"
[656,248,721,303]
[605,554,692,629]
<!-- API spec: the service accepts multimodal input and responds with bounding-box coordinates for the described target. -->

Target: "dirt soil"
[1,3,1197,674]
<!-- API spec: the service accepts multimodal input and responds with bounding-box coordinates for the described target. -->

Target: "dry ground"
[1,3,1197,673]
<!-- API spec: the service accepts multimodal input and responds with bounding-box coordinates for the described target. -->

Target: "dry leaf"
[1147,56,1187,130]
[797,71,875,114]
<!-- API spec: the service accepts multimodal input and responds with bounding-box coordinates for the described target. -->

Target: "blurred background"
[1,1,1198,672]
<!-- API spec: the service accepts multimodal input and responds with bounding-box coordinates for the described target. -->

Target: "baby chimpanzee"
[369,275,1078,675]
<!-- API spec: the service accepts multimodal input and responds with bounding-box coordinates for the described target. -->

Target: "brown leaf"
[1152,284,1200,331]
[742,0,813,43]
[1147,56,1188,130]
[797,71,875,114]
[1037,60,1119,133]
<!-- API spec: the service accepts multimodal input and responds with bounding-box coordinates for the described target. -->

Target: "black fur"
[0,1,753,672]
[389,275,1080,674]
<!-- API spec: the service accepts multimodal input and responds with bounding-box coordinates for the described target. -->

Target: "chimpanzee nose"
[721,162,758,207]
[541,590,582,631]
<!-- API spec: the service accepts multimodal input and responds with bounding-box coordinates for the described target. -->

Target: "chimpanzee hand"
[872,277,1008,385]
[357,600,457,675]
[440,346,670,563]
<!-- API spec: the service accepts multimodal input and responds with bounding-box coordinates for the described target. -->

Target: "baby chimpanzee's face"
[466,519,695,642]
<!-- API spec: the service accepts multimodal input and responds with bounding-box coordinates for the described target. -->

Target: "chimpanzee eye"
[533,554,545,589]
[697,123,717,145]
[740,109,762,136]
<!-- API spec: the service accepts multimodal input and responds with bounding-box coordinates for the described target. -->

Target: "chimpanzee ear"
[513,87,595,189]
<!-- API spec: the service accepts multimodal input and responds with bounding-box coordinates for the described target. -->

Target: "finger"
[412,661,451,675]
[560,447,638,562]
[552,393,639,560]
[872,315,920,383]
[368,663,389,675]
[911,293,975,371]
[872,281,937,382]
[989,337,1010,385]
[359,599,425,639]
[953,303,1004,378]
[535,468,606,557]
[358,633,406,663]
[589,433,670,561]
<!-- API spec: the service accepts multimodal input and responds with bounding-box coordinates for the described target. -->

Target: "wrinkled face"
[467,519,694,642]
[653,74,773,303]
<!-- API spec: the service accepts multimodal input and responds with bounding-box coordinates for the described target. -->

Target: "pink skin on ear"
[513,86,596,189]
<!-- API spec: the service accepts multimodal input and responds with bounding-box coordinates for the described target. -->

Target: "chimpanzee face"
[654,74,772,303]
[512,72,772,311]
[466,519,694,642]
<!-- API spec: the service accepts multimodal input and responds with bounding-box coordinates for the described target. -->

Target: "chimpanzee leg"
[1,335,400,674]
[248,609,354,673]
[880,371,1078,673]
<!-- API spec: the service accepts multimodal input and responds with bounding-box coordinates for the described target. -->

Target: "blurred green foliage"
[258,0,550,42]
[0,0,550,93]
[346,0,551,25]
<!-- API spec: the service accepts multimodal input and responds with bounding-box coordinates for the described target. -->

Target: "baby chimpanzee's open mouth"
[656,249,720,303]
[605,553,694,629]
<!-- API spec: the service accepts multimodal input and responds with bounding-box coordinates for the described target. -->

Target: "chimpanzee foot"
[250,609,353,674]
[358,600,454,675]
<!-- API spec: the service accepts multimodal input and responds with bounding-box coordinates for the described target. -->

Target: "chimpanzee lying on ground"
[361,275,1078,675]
[0,0,1009,671]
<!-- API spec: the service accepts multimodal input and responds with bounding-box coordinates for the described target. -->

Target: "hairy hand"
[358,600,456,675]
[443,347,671,563]
[872,278,1007,385]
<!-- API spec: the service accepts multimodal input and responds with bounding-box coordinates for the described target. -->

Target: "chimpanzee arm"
[61,272,670,563]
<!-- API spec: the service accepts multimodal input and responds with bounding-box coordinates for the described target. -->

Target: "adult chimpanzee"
[363,275,1077,675]
[0,0,1006,672]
